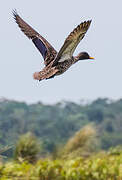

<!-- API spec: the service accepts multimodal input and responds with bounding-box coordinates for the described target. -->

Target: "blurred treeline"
[0,98,122,157]
[0,122,122,179]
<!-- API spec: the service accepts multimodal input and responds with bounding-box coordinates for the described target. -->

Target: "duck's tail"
[33,68,58,81]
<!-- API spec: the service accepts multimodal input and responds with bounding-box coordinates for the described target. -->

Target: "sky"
[0,0,122,104]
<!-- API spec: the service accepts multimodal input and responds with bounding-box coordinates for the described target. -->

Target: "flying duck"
[13,10,94,81]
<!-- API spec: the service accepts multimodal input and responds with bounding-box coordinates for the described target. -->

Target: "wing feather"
[13,10,57,65]
[53,20,91,65]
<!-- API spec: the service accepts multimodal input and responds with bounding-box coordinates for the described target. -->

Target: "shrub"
[60,125,99,159]
[14,132,40,164]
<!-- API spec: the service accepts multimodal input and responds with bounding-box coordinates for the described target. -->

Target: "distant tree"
[14,132,40,163]
[91,98,110,107]
[1,98,122,155]
[101,132,122,149]
[87,108,104,123]
[60,125,99,159]
[42,139,56,153]
[105,121,114,132]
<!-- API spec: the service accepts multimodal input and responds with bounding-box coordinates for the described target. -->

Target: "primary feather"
[52,20,91,66]
[13,10,57,66]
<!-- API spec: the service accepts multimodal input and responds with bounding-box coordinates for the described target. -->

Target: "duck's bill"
[90,57,94,59]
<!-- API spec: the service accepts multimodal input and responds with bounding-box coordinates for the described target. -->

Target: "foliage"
[0,97,122,179]
[0,98,122,156]
[61,125,99,159]
[0,148,122,179]
[14,132,40,163]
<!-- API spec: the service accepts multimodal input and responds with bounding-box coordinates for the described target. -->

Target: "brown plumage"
[13,10,94,81]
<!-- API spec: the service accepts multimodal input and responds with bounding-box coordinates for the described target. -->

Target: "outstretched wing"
[13,10,57,66]
[52,20,91,66]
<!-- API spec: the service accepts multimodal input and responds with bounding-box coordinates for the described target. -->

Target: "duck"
[13,10,94,81]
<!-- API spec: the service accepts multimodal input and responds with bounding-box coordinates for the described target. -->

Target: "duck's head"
[75,52,94,61]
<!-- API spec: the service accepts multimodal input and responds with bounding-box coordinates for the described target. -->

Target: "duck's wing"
[52,20,91,66]
[13,10,57,66]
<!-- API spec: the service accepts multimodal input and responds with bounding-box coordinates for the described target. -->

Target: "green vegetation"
[0,98,122,179]
[0,147,122,179]
[14,132,40,163]
[0,98,122,155]
[60,125,98,159]
[0,123,121,179]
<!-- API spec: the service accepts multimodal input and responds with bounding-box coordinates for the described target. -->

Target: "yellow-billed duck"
[13,10,94,81]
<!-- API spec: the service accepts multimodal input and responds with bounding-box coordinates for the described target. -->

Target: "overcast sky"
[1,0,122,103]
